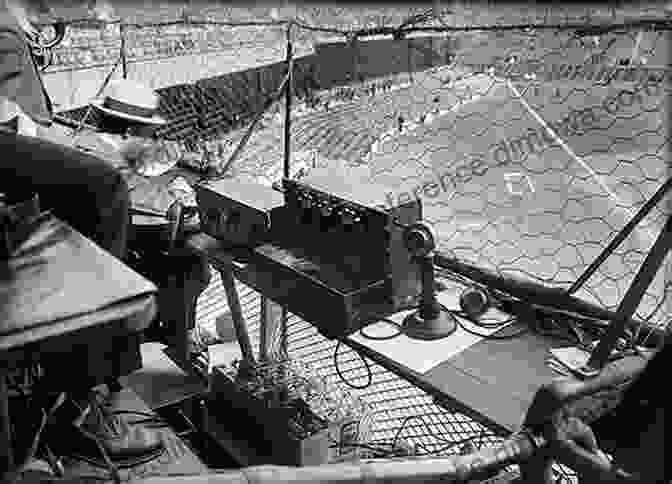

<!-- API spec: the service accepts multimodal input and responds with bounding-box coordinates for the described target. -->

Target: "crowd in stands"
[302,76,408,113]
[185,74,450,173]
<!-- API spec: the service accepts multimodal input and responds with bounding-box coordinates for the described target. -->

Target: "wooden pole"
[219,268,256,367]
[283,22,293,180]
[139,432,538,484]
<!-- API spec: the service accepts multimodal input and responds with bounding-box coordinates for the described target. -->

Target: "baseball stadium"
[2,2,671,483]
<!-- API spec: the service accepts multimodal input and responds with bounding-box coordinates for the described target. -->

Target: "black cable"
[455,317,528,340]
[421,431,495,456]
[455,309,513,329]
[333,339,373,390]
[358,318,403,340]
[390,415,499,458]
[392,415,454,448]
[432,299,528,340]
[328,442,403,458]
[355,289,525,342]
[41,16,672,39]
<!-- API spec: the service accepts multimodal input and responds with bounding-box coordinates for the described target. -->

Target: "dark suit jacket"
[0,10,52,127]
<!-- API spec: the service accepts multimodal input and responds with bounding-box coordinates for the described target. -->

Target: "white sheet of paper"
[350,283,515,374]
[549,347,591,372]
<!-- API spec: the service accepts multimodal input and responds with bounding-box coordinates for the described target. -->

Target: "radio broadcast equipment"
[196,171,456,340]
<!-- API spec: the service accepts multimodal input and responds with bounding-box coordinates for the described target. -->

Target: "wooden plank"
[424,329,649,432]
[424,330,560,432]
[219,268,255,366]
[0,216,157,352]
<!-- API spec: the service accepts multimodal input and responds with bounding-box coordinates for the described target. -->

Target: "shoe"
[45,391,165,469]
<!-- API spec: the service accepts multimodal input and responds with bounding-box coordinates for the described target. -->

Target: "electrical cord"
[333,339,373,390]
[328,442,408,458]
[389,416,497,458]
[39,15,672,39]
[455,315,529,340]
[417,429,495,457]
[358,318,403,340]
[392,415,454,449]
[353,282,527,346]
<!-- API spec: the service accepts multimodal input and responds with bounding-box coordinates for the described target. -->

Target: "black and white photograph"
[0,1,669,482]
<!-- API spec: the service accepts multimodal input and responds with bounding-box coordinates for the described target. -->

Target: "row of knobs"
[295,193,364,226]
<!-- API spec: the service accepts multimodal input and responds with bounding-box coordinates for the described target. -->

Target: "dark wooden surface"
[423,327,647,433]
[0,216,157,352]
[0,216,159,477]
[347,322,649,435]
[423,328,565,433]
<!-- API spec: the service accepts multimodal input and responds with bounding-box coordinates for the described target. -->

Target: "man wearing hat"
[88,79,183,176]
[88,78,212,354]
[0,0,166,469]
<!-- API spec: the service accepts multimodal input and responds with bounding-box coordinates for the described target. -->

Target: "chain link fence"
[53,4,670,477]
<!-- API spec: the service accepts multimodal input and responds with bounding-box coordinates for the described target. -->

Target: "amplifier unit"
[195,171,423,339]
[195,179,284,248]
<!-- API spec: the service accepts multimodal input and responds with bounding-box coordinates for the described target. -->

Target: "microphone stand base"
[402,310,458,341]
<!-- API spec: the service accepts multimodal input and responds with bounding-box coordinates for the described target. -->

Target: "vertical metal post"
[281,308,288,359]
[120,23,128,79]
[283,22,293,180]
[587,212,672,372]
[408,38,414,83]
[0,371,13,478]
[350,34,359,85]
[667,22,672,338]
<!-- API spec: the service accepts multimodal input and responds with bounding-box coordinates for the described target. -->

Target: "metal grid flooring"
[196,267,502,454]
[195,266,584,481]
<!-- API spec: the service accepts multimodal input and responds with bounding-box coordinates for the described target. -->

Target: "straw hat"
[91,79,166,125]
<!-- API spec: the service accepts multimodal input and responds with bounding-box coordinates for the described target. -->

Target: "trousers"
[0,131,141,392]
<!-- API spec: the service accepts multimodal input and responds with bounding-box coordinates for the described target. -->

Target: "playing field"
[362,29,670,329]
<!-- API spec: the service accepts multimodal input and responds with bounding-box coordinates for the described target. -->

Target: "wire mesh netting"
[186,6,670,471]
[196,272,505,457]
[54,3,672,330]
[359,17,671,331]
[48,3,670,478]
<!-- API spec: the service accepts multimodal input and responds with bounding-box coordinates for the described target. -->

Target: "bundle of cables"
[327,413,498,459]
